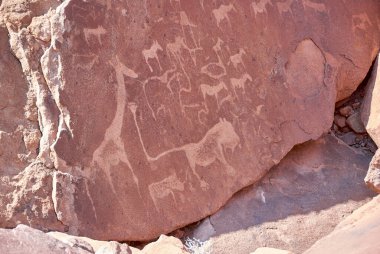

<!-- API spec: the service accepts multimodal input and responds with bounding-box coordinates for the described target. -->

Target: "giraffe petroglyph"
[91,56,140,195]
[129,102,240,190]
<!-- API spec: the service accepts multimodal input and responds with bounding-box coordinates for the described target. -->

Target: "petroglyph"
[276,0,293,15]
[179,11,199,47]
[229,49,246,69]
[212,3,236,27]
[71,54,99,71]
[92,56,139,194]
[83,26,107,45]
[149,173,184,211]
[303,0,326,13]
[129,104,240,190]
[251,0,273,16]
[166,36,202,66]
[201,38,228,79]
[230,73,253,97]
[142,40,163,72]
[352,13,373,31]
[200,81,228,108]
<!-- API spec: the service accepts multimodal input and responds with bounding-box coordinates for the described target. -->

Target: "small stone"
[346,112,366,133]
[340,132,356,146]
[334,115,346,128]
[339,105,353,117]
[341,127,351,133]
[352,102,361,109]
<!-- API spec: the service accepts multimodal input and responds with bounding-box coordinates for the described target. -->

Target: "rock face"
[0,0,379,241]
[304,195,380,254]
[187,134,374,254]
[365,150,380,193]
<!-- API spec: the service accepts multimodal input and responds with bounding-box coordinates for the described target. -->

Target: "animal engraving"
[149,173,184,211]
[303,0,326,12]
[276,0,293,15]
[129,104,240,190]
[142,40,163,72]
[83,26,107,45]
[212,3,237,27]
[229,49,246,69]
[251,0,273,16]
[230,73,253,97]
[200,81,228,108]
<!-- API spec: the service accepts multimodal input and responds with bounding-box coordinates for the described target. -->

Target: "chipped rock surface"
[187,134,374,254]
[0,0,379,242]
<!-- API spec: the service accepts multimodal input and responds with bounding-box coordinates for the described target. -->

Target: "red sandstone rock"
[187,134,373,254]
[365,150,380,194]
[304,195,380,254]
[0,0,379,241]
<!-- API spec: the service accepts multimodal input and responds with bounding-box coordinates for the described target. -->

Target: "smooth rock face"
[0,0,379,241]
[361,54,380,146]
[188,134,373,254]
[304,195,380,254]
[251,248,293,254]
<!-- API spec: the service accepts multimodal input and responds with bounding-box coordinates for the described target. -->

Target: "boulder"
[346,112,366,133]
[304,195,380,254]
[365,150,380,194]
[1,0,379,241]
[0,224,92,254]
[361,53,380,146]
[187,134,374,254]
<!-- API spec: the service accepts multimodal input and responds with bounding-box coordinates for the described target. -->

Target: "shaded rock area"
[184,134,374,254]
[304,195,380,254]
[0,0,379,242]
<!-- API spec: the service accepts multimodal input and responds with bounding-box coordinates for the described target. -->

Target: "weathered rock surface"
[304,195,380,254]
[365,150,380,193]
[187,134,374,254]
[0,224,91,254]
[0,0,379,241]
[362,53,380,146]
[251,248,294,254]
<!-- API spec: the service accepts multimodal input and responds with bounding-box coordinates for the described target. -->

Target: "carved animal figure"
[229,48,246,69]
[230,73,253,96]
[142,40,163,72]
[149,173,184,211]
[130,105,241,189]
[212,3,236,27]
[200,81,228,107]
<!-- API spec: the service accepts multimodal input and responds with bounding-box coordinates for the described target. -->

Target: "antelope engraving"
[142,40,163,72]
[212,3,237,27]
[229,48,246,69]
[200,81,228,108]
[230,73,253,97]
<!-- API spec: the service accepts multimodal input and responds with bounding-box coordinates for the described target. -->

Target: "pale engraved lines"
[212,3,237,28]
[276,0,294,16]
[251,0,273,17]
[302,0,326,13]
[91,56,139,195]
[179,11,199,48]
[200,38,228,80]
[148,173,185,211]
[229,48,247,69]
[352,13,373,31]
[71,54,99,71]
[230,73,253,97]
[83,26,107,45]
[137,68,177,120]
[142,40,163,72]
[200,81,228,109]
[129,104,240,190]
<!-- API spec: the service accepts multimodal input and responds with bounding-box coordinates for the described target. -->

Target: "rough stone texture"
[251,248,293,254]
[0,224,91,254]
[361,53,380,146]
[365,150,380,193]
[346,112,366,133]
[0,0,379,241]
[187,134,374,254]
[304,195,380,254]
